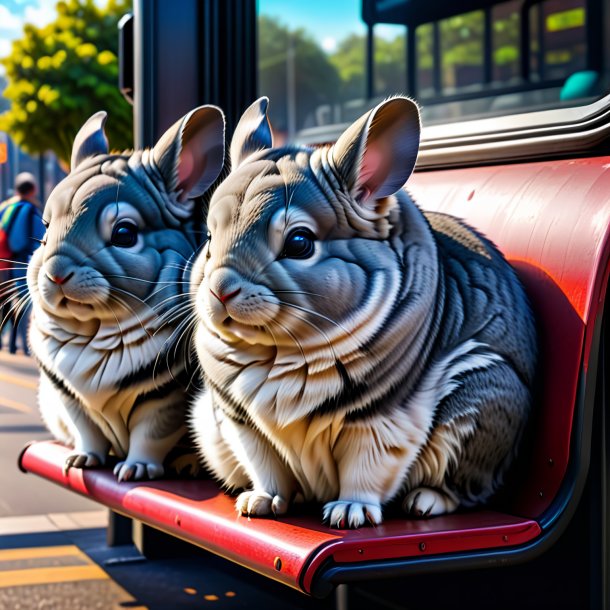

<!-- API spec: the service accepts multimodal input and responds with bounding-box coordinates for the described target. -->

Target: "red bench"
[19,156,610,598]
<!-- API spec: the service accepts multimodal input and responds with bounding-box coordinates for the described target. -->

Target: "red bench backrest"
[409,157,610,517]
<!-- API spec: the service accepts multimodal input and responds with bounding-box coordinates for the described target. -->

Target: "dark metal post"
[483,7,493,85]
[133,0,199,147]
[407,25,416,97]
[197,0,258,137]
[366,23,374,100]
[133,0,257,146]
[586,0,603,74]
[432,21,442,94]
[520,2,531,83]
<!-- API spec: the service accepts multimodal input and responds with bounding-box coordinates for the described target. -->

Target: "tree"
[258,16,341,135]
[0,0,132,167]
[329,32,406,102]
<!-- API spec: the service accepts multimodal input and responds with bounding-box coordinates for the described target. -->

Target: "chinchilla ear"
[330,96,421,204]
[153,105,225,202]
[71,111,109,171]
[230,96,272,169]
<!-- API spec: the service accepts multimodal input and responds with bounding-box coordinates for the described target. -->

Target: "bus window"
[530,0,587,82]
[264,0,609,141]
[373,24,406,98]
[416,23,435,98]
[440,10,484,95]
[492,1,521,84]
[257,0,367,144]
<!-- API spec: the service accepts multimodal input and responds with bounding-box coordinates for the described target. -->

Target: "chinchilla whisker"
[102,298,125,340]
[151,309,196,381]
[0,283,29,302]
[10,292,32,322]
[150,291,190,310]
[274,303,339,362]
[108,292,152,339]
[3,290,31,328]
[145,284,176,304]
[171,310,198,357]
[108,285,151,311]
[274,289,327,298]
[0,280,27,297]
[2,284,29,307]
[0,267,32,273]
[106,274,190,285]
[276,299,357,347]
[156,301,192,323]
[267,317,308,365]
[0,258,29,266]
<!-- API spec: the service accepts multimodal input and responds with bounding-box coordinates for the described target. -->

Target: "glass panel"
[439,10,484,94]
[492,1,521,84]
[416,23,435,97]
[543,0,587,80]
[258,0,367,143]
[373,24,406,97]
[530,0,587,82]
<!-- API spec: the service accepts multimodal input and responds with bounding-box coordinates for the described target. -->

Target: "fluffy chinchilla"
[190,96,537,528]
[27,107,225,481]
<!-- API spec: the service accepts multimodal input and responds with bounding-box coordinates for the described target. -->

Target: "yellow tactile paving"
[0,546,85,562]
[0,545,107,589]
[0,371,37,391]
[0,564,109,588]
[0,395,32,414]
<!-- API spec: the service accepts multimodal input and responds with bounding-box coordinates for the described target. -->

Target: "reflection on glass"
[440,10,484,94]
[492,1,520,84]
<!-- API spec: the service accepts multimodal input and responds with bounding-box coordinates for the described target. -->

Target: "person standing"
[0,172,45,355]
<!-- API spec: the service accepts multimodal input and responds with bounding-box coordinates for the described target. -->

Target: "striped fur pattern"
[191,97,537,527]
[28,108,225,481]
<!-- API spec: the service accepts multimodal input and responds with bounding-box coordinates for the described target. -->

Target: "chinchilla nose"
[209,267,242,304]
[45,255,75,285]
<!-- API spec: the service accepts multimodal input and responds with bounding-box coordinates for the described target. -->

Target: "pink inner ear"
[178,148,195,186]
[357,143,388,199]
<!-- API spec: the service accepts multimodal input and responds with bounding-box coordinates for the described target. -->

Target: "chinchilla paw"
[236,490,289,517]
[322,500,383,529]
[63,451,104,475]
[168,453,201,477]
[113,460,164,482]
[402,487,458,517]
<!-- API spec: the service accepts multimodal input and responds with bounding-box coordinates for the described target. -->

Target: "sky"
[0,0,402,69]
[259,0,367,51]
[0,0,56,63]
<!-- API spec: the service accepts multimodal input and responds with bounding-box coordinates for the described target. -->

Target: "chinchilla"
[190,96,537,527]
[27,106,225,481]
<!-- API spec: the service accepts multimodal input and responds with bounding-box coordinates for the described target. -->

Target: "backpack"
[0,196,23,270]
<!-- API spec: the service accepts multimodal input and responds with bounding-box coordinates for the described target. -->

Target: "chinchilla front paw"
[402,487,459,517]
[63,451,105,475]
[236,490,289,517]
[113,460,164,482]
[323,500,383,529]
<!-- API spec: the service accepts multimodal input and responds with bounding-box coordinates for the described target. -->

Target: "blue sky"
[259,0,366,50]
[0,0,402,65]
[0,0,58,63]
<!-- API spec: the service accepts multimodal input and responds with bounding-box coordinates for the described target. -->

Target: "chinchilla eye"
[280,228,315,259]
[111,220,138,248]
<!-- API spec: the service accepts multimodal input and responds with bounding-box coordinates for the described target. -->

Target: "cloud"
[23,1,56,28]
[0,5,23,32]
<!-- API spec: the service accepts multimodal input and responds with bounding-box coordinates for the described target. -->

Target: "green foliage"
[330,32,406,100]
[259,16,341,133]
[0,0,132,166]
